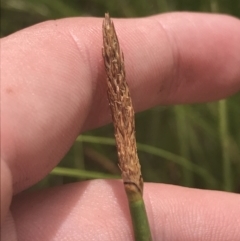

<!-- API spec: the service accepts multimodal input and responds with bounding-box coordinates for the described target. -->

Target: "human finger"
[1,12,240,208]
[5,180,240,241]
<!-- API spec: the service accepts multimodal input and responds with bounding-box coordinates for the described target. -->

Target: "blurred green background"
[1,0,240,192]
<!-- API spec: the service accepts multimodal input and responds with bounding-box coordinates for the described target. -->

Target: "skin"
[1,12,240,240]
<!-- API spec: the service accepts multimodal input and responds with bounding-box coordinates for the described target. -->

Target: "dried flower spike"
[102,13,143,197]
[102,13,152,241]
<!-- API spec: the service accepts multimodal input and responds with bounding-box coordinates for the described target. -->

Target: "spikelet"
[102,13,143,196]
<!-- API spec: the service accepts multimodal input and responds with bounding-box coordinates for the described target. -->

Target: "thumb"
[1,160,13,225]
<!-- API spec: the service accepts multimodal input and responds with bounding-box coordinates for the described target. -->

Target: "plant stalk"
[102,13,152,241]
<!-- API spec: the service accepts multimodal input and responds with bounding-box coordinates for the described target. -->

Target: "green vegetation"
[1,0,239,192]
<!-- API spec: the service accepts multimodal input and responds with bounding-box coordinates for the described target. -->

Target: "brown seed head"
[102,13,143,196]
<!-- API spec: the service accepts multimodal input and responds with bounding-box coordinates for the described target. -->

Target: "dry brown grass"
[102,13,143,197]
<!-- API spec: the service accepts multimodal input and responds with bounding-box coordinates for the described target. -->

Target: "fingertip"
[145,183,240,240]
[11,181,240,240]
[1,160,13,225]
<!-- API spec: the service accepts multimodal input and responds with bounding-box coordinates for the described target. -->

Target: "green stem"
[219,100,232,191]
[50,167,119,179]
[78,135,218,188]
[125,187,152,241]
[175,106,193,187]
[129,198,152,241]
[73,140,85,169]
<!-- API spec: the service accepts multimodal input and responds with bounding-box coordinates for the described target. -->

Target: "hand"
[1,12,240,240]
